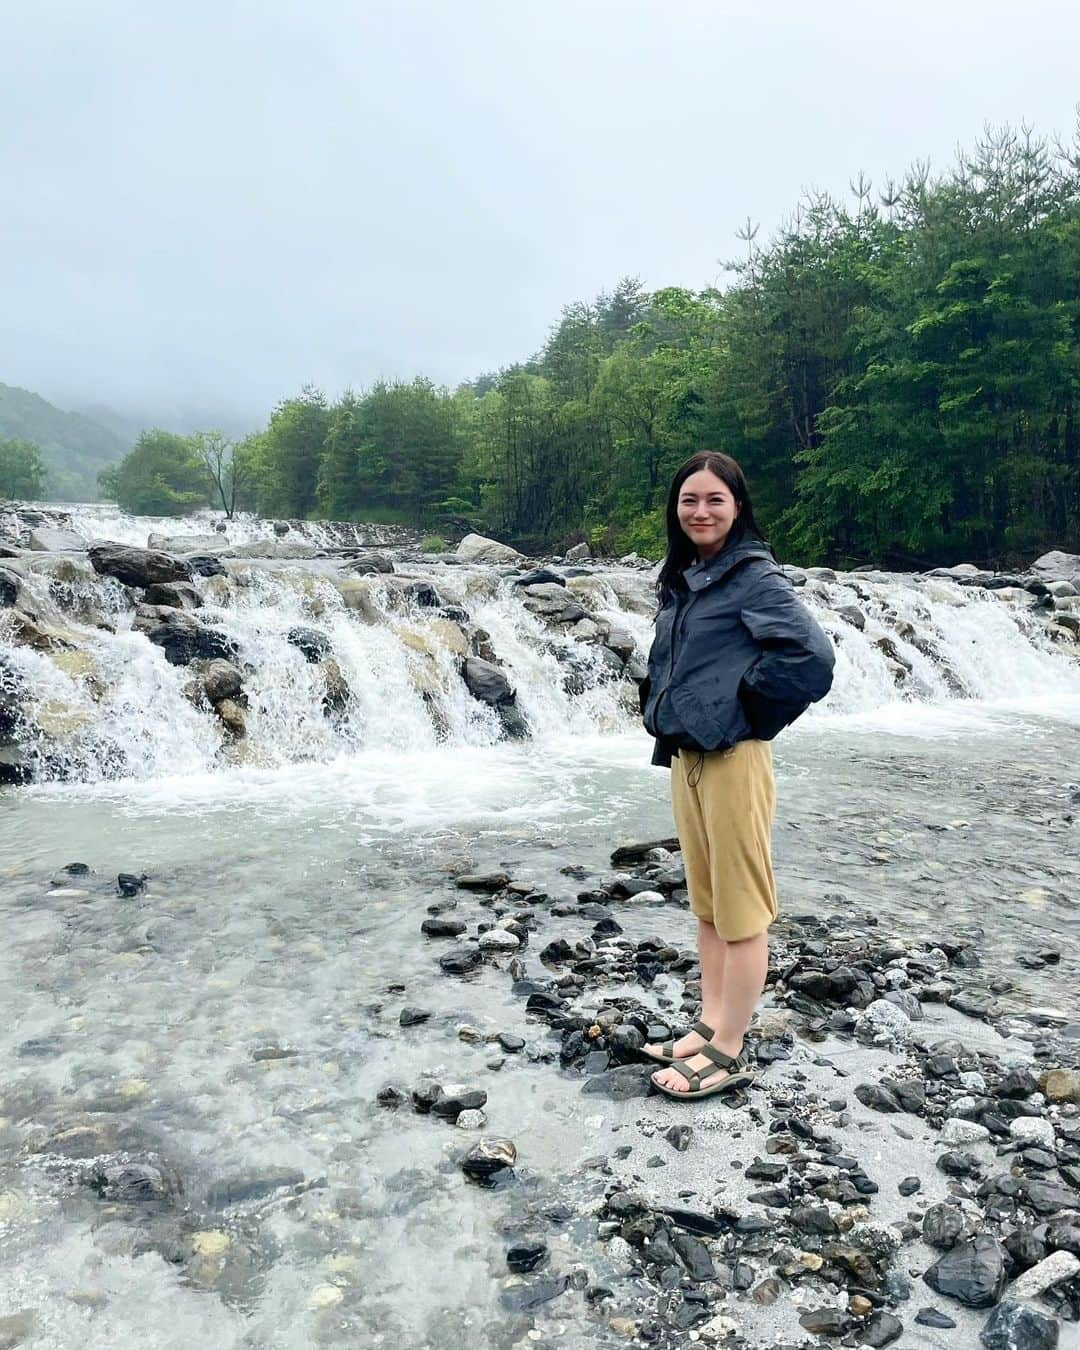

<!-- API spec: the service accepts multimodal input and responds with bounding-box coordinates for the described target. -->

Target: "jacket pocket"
[669,684,750,751]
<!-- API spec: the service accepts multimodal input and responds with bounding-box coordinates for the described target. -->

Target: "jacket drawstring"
[687,750,705,788]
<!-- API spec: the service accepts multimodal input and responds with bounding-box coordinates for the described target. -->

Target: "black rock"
[1022,1180,1080,1216]
[186,554,226,577]
[507,1240,548,1273]
[665,1125,692,1153]
[376,1086,406,1109]
[87,1156,180,1204]
[499,1274,568,1310]
[980,1299,1060,1350]
[460,1137,516,1180]
[421,916,467,938]
[898,1176,921,1196]
[745,1160,787,1182]
[431,1087,487,1120]
[455,872,511,892]
[581,1066,652,1099]
[799,1308,851,1336]
[462,658,514,707]
[88,542,193,588]
[938,1150,983,1178]
[855,1083,901,1113]
[497,1032,525,1053]
[671,1231,714,1282]
[791,1205,838,1235]
[659,1207,728,1238]
[116,872,146,897]
[411,1080,443,1114]
[923,1203,965,1250]
[147,616,236,666]
[399,1007,431,1027]
[923,1234,1006,1308]
[914,1307,956,1329]
[1003,1226,1047,1270]
[860,1311,904,1347]
[438,947,482,976]
[286,626,331,663]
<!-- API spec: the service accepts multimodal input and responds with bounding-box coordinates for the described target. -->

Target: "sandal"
[641,1019,716,1065]
[650,1042,757,1100]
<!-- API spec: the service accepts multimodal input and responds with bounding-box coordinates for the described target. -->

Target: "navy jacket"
[641,540,835,768]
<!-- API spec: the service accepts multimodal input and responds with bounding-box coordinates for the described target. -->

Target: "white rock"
[939,1118,991,1147]
[479,928,520,952]
[456,533,524,565]
[565,542,591,562]
[958,1071,987,1094]
[28,526,87,551]
[1008,1116,1056,1149]
[855,998,912,1044]
[1030,549,1080,582]
[622,890,665,906]
[1011,1249,1080,1298]
[455,1108,487,1130]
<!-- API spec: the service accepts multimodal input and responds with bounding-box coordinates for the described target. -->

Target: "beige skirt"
[670,739,778,940]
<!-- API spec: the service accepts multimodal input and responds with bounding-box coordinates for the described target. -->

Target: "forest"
[80,126,1080,565]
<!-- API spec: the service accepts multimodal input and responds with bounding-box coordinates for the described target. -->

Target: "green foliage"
[227,122,1080,564]
[420,535,447,553]
[97,429,211,516]
[0,437,47,499]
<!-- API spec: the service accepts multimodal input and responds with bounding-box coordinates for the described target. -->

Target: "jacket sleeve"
[739,570,835,726]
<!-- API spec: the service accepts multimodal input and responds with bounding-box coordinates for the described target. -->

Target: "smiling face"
[676,468,741,560]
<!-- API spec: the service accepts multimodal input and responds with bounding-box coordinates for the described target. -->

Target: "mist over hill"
[0,382,130,500]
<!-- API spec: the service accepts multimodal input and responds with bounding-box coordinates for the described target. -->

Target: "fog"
[3,0,1078,430]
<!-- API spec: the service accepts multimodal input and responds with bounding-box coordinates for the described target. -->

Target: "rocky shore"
[11,834,1078,1350]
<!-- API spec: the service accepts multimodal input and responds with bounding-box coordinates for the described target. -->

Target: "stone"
[672,1231,714,1281]
[1040,1069,1080,1104]
[980,1299,1060,1350]
[798,1308,851,1335]
[286,626,331,663]
[836,604,866,630]
[421,916,467,938]
[201,658,243,703]
[144,581,202,609]
[923,1203,965,1250]
[1010,1249,1080,1299]
[0,1310,35,1349]
[438,947,482,976]
[399,1007,431,1027]
[431,1085,488,1120]
[860,1312,904,1347]
[1009,1116,1056,1149]
[855,998,912,1044]
[88,543,193,588]
[215,698,246,736]
[462,657,514,706]
[1022,1180,1080,1215]
[507,1240,548,1273]
[187,554,226,577]
[336,578,383,624]
[28,526,86,551]
[455,1108,486,1130]
[116,873,146,897]
[147,613,236,666]
[460,1137,516,1179]
[580,1066,652,1099]
[479,928,520,953]
[456,533,524,565]
[915,1307,957,1328]
[665,1124,692,1153]
[940,1118,991,1146]
[206,1167,304,1207]
[455,873,510,892]
[923,1234,1006,1307]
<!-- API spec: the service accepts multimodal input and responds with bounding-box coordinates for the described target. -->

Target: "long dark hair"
[656,452,769,605]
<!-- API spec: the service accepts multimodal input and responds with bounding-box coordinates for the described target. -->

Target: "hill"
[0,382,131,500]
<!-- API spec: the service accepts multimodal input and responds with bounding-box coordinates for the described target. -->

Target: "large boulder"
[144,581,203,609]
[1030,550,1080,583]
[456,533,524,565]
[147,533,222,554]
[28,527,87,552]
[336,578,383,625]
[89,544,193,588]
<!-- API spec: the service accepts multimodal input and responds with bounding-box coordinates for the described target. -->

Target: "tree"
[253,386,331,518]
[193,430,253,518]
[97,429,210,516]
[0,437,46,499]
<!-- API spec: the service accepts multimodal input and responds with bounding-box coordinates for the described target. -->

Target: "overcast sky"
[3,0,1079,431]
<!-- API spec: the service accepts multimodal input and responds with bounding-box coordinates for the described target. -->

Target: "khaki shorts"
[670,739,778,941]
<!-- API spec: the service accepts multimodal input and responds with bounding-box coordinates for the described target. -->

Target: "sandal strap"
[698,1042,744,1072]
[691,1019,716,1041]
[665,1060,701,1087]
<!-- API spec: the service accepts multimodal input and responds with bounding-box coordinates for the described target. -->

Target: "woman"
[639,451,834,1101]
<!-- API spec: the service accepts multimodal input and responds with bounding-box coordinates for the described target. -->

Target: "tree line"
[86,122,1080,566]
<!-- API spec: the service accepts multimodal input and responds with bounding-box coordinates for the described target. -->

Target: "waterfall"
[2,510,1078,785]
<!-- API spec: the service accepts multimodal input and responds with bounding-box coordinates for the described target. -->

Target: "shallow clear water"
[2,697,1079,1346]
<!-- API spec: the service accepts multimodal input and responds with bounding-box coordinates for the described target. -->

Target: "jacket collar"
[682,540,773,592]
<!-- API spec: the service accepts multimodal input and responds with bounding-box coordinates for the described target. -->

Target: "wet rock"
[206,1167,305,1207]
[855,999,912,1045]
[438,946,482,976]
[923,1234,1006,1307]
[88,543,192,588]
[581,1066,652,1099]
[798,1307,852,1335]
[455,872,511,892]
[200,658,243,703]
[1041,1069,1080,1104]
[980,1299,1060,1350]
[286,626,331,663]
[215,698,246,737]
[29,526,86,551]
[462,657,515,706]
[143,581,202,609]
[898,1177,921,1196]
[460,1137,516,1180]
[507,1240,548,1273]
[1022,1180,1080,1216]
[455,1108,486,1129]
[431,1086,488,1120]
[479,928,520,953]
[855,1083,902,1113]
[187,554,226,577]
[147,612,236,665]
[497,1033,525,1053]
[87,1154,182,1204]
[399,1006,431,1027]
[456,533,524,565]
[421,916,467,938]
[50,862,92,887]
[0,1311,35,1349]
[116,873,146,897]
[500,1274,569,1310]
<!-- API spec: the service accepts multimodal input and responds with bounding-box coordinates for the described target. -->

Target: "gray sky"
[3,0,1079,431]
